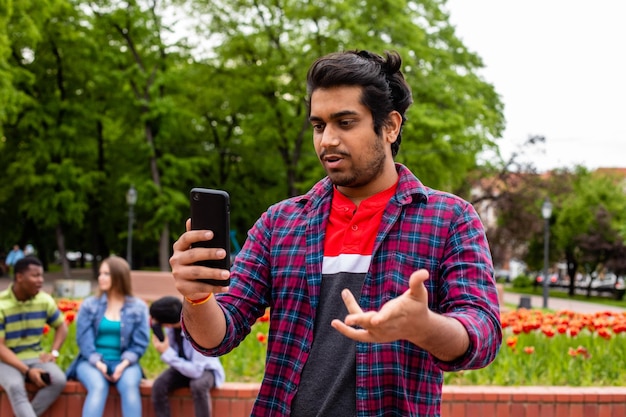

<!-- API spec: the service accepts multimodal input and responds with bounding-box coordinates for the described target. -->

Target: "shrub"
[512,274,533,288]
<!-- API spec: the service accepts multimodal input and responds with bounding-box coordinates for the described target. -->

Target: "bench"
[4,381,626,417]
[0,380,259,417]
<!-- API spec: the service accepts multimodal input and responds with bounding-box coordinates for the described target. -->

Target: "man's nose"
[319,125,340,147]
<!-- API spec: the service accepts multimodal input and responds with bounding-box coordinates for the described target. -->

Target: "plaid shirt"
[186,163,502,416]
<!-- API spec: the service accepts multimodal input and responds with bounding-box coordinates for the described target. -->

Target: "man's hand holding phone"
[170,223,231,300]
[169,188,233,349]
[25,367,51,387]
[170,187,232,301]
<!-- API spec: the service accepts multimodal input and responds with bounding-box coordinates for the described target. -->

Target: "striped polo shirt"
[0,285,64,359]
[291,182,397,416]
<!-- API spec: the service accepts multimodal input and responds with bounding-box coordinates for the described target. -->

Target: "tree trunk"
[159,223,170,271]
[55,224,72,279]
[565,249,577,297]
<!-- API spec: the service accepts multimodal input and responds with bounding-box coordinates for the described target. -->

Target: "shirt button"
[351,225,358,231]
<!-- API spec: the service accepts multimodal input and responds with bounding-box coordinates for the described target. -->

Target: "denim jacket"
[66,293,150,379]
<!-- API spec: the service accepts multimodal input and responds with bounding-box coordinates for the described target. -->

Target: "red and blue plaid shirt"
[185,163,502,416]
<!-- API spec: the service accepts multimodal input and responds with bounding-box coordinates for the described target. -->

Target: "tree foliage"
[476,151,626,296]
[553,170,626,294]
[0,0,518,273]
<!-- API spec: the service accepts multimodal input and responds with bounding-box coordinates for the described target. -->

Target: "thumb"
[407,269,429,301]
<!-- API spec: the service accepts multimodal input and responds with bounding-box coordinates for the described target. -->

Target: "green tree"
[553,169,626,296]
[84,0,208,270]
[0,0,507,271]
[193,0,504,198]
[0,0,107,275]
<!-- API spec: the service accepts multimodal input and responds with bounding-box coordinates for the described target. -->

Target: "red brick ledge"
[441,385,626,417]
[4,382,626,417]
[1,380,261,417]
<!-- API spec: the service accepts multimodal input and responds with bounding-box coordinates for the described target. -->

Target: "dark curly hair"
[306,50,413,157]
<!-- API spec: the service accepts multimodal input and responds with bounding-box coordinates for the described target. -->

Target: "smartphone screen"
[151,321,165,342]
[190,188,231,286]
[41,372,51,385]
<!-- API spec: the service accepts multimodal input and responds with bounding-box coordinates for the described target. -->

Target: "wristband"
[185,293,213,306]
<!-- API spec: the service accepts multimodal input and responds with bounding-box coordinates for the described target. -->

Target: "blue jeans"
[75,360,142,417]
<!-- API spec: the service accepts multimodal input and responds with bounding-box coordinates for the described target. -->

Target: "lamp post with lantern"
[541,198,553,309]
[126,185,137,269]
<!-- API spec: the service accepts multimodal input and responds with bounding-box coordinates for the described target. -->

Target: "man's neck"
[12,287,32,302]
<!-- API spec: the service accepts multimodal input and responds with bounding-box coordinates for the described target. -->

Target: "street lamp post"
[126,185,137,269]
[541,198,553,309]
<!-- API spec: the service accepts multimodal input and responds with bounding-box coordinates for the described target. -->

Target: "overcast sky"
[445,0,626,171]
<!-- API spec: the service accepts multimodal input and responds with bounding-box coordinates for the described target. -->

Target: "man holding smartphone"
[149,296,225,417]
[0,256,68,417]
[170,50,502,416]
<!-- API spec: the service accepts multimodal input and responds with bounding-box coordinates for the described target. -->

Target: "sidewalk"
[2,270,624,314]
[0,268,178,303]
[0,268,95,295]
[503,290,626,313]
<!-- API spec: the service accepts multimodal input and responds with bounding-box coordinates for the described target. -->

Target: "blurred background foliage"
[1,0,625,285]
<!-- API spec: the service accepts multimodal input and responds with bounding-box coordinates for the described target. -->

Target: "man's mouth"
[322,153,347,169]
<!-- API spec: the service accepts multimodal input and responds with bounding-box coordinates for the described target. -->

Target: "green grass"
[506,284,626,308]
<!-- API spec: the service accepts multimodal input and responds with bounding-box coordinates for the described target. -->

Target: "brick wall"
[0,381,258,417]
[441,386,626,417]
[3,382,626,417]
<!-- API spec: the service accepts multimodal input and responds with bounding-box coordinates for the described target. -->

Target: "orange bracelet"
[185,293,213,306]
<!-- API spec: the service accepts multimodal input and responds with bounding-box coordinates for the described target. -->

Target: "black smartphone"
[41,372,51,385]
[190,187,231,286]
[151,321,165,342]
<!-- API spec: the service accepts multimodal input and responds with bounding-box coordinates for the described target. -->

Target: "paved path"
[503,291,626,313]
[0,268,179,302]
[0,268,94,295]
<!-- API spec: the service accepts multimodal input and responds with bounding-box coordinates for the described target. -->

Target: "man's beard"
[326,137,386,188]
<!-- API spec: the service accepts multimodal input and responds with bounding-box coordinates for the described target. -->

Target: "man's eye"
[312,124,325,132]
[339,119,354,127]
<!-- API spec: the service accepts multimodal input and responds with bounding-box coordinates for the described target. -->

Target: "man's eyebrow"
[309,110,359,122]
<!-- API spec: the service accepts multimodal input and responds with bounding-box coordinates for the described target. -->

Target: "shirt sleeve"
[45,293,65,328]
[160,348,206,379]
[121,298,150,365]
[75,297,102,365]
[432,201,502,372]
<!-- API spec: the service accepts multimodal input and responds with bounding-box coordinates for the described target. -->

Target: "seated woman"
[66,255,149,417]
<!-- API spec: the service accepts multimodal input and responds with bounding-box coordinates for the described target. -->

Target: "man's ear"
[384,111,403,144]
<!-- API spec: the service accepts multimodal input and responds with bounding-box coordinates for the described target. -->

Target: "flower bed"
[24,300,626,417]
[445,308,626,386]
[48,300,626,385]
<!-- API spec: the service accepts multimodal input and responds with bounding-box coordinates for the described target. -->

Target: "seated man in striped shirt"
[0,256,68,417]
